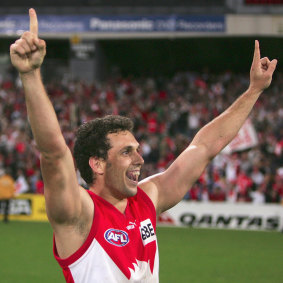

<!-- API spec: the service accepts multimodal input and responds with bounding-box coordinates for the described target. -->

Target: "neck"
[89,185,128,214]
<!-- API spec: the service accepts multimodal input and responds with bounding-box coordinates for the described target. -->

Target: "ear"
[89,157,105,175]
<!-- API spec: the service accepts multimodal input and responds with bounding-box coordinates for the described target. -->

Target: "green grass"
[158,227,283,283]
[0,221,63,283]
[0,222,282,283]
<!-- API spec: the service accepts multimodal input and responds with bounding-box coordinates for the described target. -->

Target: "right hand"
[10,8,46,74]
[249,40,277,93]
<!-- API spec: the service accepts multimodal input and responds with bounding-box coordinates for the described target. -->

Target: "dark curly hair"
[73,115,134,185]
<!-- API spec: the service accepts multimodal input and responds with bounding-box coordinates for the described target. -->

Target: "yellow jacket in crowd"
[0,173,15,200]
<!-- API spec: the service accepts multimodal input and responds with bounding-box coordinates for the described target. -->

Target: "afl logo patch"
[104,229,129,247]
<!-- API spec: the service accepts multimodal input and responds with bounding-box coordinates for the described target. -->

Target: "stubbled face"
[103,131,144,199]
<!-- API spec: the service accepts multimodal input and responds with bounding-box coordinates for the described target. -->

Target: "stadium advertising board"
[0,194,48,221]
[0,15,225,35]
[159,201,283,232]
[3,194,282,232]
[245,0,283,3]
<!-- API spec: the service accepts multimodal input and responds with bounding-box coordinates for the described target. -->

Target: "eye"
[122,149,130,155]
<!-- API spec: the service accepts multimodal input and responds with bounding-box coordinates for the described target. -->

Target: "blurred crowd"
[0,68,282,204]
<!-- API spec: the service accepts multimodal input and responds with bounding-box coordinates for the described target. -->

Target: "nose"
[134,151,144,165]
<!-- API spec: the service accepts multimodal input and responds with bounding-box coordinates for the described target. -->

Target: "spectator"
[0,168,15,222]
[0,60,281,204]
[250,187,266,204]
[15,168,29,195]
[209,185,226,202]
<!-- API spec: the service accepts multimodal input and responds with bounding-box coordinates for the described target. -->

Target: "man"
[0,169,15,223]
[10,8,277,283]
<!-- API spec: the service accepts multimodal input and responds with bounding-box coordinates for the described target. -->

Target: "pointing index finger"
[252,40,261,65]
[29,8,38,36]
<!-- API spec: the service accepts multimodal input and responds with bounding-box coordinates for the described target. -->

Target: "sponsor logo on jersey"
[104,228,129,247]
[140,219,156,246]
[126,220,137,230]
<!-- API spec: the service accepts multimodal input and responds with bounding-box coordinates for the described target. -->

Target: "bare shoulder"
[138,174,161,213]
[138,144,210,214]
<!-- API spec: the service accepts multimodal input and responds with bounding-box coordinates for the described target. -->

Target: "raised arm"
[140,40,277,214]
[10,9,92,239]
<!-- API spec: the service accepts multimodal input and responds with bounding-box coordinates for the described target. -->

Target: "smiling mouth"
[126,171,140,183]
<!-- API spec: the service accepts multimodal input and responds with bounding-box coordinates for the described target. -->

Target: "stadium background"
[0,1,282,282]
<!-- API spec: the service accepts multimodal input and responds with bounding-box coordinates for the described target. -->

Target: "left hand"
[249,40,277,92]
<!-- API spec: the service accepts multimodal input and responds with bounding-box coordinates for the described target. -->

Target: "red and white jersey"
[53,187,159,282]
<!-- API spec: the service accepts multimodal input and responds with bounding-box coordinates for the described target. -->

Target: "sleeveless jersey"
[53,187,159,282]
